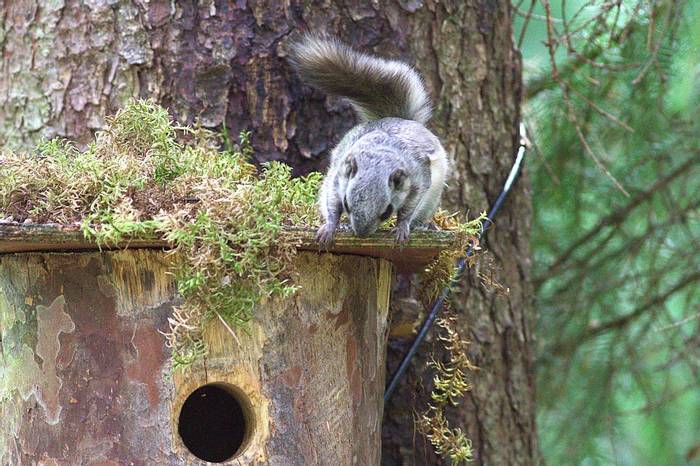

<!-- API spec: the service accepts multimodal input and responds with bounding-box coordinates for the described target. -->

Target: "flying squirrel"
[289,34,448,245]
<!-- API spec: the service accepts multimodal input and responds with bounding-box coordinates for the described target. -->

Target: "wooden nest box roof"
[0,223,460,273]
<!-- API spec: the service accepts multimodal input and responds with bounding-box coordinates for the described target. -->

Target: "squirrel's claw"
[393,223,410,244]
[315,223,337,249]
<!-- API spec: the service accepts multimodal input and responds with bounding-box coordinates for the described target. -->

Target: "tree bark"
[0,0,535,464]
[381,2,537,465]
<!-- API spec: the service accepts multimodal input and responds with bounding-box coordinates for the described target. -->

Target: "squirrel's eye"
[380,205,393,221]
[343,196,350,213]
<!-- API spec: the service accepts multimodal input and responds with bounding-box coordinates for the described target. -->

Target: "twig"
[543,0,630,197]
[216,312,241,346]
[517,0,538,48]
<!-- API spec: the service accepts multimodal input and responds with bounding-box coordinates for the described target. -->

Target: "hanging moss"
[415,313,477,465]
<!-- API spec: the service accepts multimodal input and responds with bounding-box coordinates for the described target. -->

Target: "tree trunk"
[0,0,535,464]
[381,2,537,465]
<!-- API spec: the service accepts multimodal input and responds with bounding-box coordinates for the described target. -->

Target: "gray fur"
[290,35,448,244]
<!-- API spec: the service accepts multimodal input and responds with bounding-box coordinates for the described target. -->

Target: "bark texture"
[0,250,392,465]
[381,2,536,465]
[1,0,372,174]
[0,0,535,464]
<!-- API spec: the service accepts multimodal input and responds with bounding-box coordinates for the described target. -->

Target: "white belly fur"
[412,147,448,224]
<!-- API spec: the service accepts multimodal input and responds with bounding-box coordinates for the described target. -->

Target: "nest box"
[0,223,455,465]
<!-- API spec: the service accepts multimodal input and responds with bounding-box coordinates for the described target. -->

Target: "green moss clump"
[419,211,486,308]
[0,99,322,368]
[158,159,321,367]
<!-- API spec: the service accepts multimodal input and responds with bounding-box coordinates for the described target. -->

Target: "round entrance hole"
[178,383,254,463]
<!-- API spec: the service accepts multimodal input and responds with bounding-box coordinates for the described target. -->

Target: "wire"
[384,123,531,403]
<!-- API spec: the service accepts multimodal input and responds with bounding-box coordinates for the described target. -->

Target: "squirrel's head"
[340,155,411,237]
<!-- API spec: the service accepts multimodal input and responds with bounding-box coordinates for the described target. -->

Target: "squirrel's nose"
[351,216,377,237]
[352,221,373,237]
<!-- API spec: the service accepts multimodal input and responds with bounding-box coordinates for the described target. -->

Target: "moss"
[0,99,481,374]
[415,213,486,465]
[416,313,477,465]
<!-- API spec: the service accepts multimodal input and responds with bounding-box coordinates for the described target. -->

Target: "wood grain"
[0,223,458,272]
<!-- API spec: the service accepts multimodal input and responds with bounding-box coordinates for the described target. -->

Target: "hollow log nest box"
[0,223,456,465]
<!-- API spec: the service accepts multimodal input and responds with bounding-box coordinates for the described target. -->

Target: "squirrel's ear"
[345,157,358,178]
[390,169,406,190]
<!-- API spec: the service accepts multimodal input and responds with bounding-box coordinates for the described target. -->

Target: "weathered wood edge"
[0,223,458,272]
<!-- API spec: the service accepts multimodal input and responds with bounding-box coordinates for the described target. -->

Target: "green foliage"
[517,1,700,464]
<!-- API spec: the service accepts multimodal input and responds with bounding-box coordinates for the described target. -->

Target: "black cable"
[384,124,530,403]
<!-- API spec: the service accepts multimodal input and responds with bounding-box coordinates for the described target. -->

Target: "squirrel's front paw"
[393,223,410,244]
[315,223,337,248]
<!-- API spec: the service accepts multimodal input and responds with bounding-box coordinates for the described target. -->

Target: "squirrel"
[289,34,448,245]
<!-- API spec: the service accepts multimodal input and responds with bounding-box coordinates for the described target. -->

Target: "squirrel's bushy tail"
[289,34,432,124]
